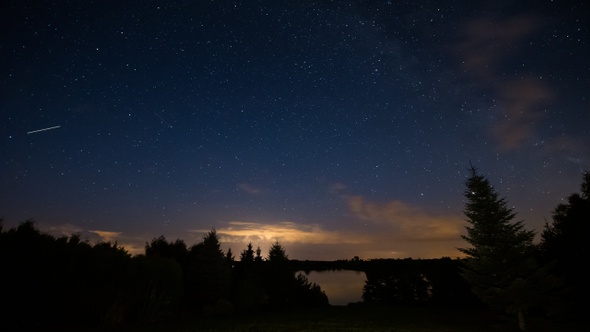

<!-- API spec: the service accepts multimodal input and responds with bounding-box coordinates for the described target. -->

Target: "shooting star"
[154,112,173,128]
[27,125,61,134]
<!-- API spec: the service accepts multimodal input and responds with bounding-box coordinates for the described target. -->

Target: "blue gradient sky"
[2,1,589,259]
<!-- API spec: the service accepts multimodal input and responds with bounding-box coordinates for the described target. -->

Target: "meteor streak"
[154,112,173,128]
[27,125,61,134]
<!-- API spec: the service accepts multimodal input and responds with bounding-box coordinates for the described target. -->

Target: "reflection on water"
[300,270,366,305]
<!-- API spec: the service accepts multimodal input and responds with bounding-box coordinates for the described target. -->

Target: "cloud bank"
[37,195,467,260]
[203,196,466,260]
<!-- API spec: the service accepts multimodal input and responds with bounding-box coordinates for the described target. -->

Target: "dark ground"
[40,305,586,332]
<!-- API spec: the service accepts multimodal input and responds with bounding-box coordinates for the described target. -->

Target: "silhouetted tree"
[539,171,590,320]
[240,242,255,263]
[232,242,266,313]
[127,255,183,323]
[255,241,328,309]
[426,258,481,307]
[225,248,235,263]
[459,167,537,331]
[90,241,133,324]
[189,229,232,314]
[255,245,263,263]
[0,220,88,327]
[362,259,431,306]
[263,241,297,309]
[293,273,329,307]
[145,236,188,264]
[1,221,333,326]
[268,240,288,261]
[0,221,159,327]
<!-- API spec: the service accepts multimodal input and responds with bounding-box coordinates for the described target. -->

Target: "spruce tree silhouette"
[232,242,266,313]
[240,242,255,263]
[262,241,328,309]
[539,171,590,320]
[225,247,235,263]
[459,166,538,331]
[189,229,232,314]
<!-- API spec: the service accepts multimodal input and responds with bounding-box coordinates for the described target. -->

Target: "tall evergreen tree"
[232,242,266,313]
[240,242,255,263]
[255,246,263,263]
[264,241,293,309]
[539,171,590,319]
[540,172,590,262]
[225,248,235,263]
[459,166,537,331]
[188,229,231,313]
[267,240,288,262]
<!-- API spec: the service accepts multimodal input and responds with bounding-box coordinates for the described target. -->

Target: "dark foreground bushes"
[0,221,327,329]
[0,221,184,328]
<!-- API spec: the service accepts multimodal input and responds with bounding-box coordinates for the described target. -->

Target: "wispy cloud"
[189,220,372,260]
[458,16,541,78]
[329,182,347,194]
[46,223,84,237]
[458,14,553,151]
[238,182,263,194]
[344,196,466,259]
[87,230,145,255]
[346,196,463,242]
[491,78,553,151]
[196,195,466,260]
[37,198,467,260]
[214,221,367,245]
[41,223,145,255]
[89,230,122,242]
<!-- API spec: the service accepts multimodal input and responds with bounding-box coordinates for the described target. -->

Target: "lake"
[299,270,367,305]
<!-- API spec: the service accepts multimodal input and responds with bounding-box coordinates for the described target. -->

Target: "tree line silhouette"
[0,171,588,329]
[0,223,327,329]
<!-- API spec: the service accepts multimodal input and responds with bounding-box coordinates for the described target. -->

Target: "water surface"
[301,270,366,305]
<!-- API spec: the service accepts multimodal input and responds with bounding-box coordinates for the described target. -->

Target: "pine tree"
[540,172,590,263]
[264,241,293,308]
[539,171,590,319]
[225,248,235,263]
[267,241,288,262]
[233,242,265,313]
[189,229,231,313]
[240,242,255,263]
[255,246,263,263]
[459,166,537,331]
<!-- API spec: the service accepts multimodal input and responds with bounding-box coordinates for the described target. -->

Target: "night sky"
[2,0,589,260]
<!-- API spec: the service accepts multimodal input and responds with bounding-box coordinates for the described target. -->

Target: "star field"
[2,0,589,259]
